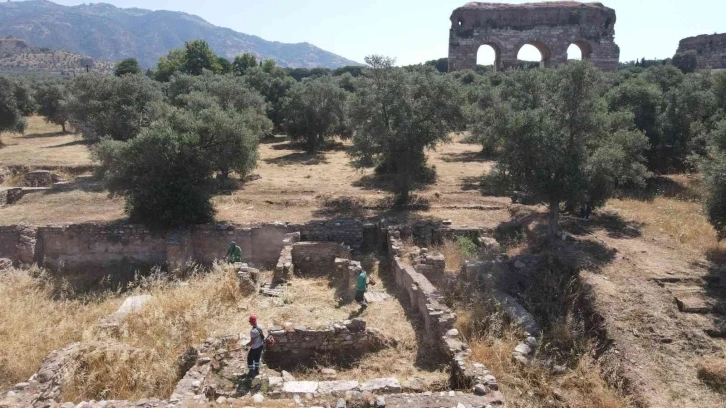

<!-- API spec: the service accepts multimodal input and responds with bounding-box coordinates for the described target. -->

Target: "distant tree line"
[2,38,726,241]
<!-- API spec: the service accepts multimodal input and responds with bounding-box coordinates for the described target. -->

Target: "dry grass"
[697,359,726,393]
[607,175,717,253]
[0,116,91,167]
[57,260,440,401]
[456,308,633,408]
[434,239,467,272]
[0,266,120,391]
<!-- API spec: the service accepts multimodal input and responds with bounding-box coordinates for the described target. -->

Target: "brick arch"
[569,40,594,60]
[476,39,506,71]
[448,2,620,72]
[513,40,554,68]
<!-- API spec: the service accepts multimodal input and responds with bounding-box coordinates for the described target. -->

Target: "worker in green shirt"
[354,269,368,310]
[225,241,242,263]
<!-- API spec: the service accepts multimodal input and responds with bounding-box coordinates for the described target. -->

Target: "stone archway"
[448,2,620,72]
[515,41,553,68]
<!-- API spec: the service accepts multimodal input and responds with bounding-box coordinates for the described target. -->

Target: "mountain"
[0,0,360,69]
[0,36,114,75]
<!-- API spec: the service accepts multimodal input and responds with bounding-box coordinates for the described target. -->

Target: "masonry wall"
[677,33,726,69]
[290,242,351,276]
[448,2,619,72]
[264,320,389,365]
[0,220,368,278]
[0,225,20,261]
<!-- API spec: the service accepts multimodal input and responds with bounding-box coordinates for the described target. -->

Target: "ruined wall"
[191,223,292,267]
[38,224,168,274]
[0,220,368,277]
[677,33,726,70]
[290,242,351,276]
[448,2,620,72]
[386,229,457,348]
[264,319,391,365]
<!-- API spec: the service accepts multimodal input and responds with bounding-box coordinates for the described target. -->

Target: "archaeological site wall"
[677,33,726,70]
[448,1,620,72]
[0,219,367,286]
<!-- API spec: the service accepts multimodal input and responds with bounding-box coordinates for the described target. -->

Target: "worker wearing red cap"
[245,314,265,378]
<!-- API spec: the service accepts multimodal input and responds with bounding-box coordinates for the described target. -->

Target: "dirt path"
[573,216,726,407]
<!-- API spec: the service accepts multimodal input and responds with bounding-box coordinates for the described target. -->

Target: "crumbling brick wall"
[448,2,620,72]
[677,33,726,69]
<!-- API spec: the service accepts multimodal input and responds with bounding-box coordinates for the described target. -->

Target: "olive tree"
[34,81,70,132]
[349,55,465,203]
[0,76,28,147]
[93,122,215,227]
[487,62,649,242]
[65,73,164,141]
[282,76,350,152]
[114,58,142,77]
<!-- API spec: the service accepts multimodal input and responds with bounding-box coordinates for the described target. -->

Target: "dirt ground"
[0,116,510,227]
[562,207,726,407]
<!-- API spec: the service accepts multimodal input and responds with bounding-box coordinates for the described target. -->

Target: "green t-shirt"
[227,244,242,262]
[356,271,367,292]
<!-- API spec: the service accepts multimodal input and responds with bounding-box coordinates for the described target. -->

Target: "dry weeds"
[697,359,726,393]
[434,239,467,272]
[0,266,119,391]
[458,310,633,408]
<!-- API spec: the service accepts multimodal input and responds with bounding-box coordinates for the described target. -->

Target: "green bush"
[455,236,479,259]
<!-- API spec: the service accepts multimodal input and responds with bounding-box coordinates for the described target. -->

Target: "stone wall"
[448,2,620,72]
[386,229,456,349]
[290,242,351,277]
[0,220,368,278]
[386,227,503,399]
[264,319,392,365]
[677,33,726,69]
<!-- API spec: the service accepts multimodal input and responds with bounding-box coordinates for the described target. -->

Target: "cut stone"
[359,378,401,393]
[317,380,359,395]
[675,296,712,314]
[282,381,319,395]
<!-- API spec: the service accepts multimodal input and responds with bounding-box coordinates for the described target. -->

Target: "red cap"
[249,314,257,324]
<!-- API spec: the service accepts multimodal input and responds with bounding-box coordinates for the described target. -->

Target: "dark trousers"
[247,345,263,371]
[355,290,367,307]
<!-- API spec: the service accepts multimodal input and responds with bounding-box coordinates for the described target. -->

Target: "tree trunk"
[547,197,560,243]
[61,122,66,133]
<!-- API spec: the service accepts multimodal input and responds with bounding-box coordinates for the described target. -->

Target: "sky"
[36,0,726,66]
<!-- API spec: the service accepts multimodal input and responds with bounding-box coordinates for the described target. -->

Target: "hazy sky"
[40,0,726,65]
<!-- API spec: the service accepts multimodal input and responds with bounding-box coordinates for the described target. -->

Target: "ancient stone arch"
[448,2,620,72]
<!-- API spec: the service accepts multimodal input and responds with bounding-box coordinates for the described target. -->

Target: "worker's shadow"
[347,307,367,319]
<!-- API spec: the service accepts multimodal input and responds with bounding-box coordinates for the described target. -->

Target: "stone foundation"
[290,241,351,277]
[0,220,367,283]
[264,319,393,366]
[385,227,503,402]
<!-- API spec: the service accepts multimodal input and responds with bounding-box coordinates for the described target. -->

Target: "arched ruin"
[448,2,620,72]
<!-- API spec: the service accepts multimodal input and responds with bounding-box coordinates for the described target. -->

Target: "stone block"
[282,381,319,395]
[317,380,359,395]
[359,378,401,393]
